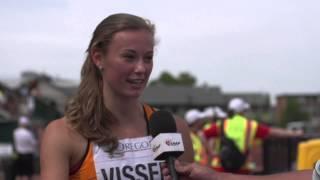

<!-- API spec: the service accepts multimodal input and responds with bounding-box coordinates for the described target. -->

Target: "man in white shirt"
[13,116,37,180]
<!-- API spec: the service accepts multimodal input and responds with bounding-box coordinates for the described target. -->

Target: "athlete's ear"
[91,48,104,70]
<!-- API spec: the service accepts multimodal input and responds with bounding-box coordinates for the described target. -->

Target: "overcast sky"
[1,0,319,99]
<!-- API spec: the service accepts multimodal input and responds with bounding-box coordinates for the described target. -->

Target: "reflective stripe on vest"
[223,115,257,153]
[203,122,212,130]
[190,132,208,165]
[211,115,258,170]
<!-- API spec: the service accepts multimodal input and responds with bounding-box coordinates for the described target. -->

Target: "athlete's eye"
[122,53,136,62]
[144,55,153,64]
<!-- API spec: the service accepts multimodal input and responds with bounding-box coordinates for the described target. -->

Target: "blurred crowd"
[0,79,40,121]
[184,97,303,174]
[0,79,43,180]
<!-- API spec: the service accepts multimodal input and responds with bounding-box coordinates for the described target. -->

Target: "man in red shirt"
[202,98,302,173]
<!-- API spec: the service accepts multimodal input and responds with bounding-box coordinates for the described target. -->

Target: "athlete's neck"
[104,97,142,122]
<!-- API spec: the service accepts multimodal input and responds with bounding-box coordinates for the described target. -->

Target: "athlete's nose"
[134,60,147,74]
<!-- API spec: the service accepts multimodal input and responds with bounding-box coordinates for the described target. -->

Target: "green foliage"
[149,71,197,86]
[281,98,309,127]
[177,72,196,86]
[159,71,177,85]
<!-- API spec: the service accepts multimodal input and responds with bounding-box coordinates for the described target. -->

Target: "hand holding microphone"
[150,110,185,180]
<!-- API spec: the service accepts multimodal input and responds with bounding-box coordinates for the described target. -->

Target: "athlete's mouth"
[126,79,145,85]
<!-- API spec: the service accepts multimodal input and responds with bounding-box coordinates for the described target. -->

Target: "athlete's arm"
[40,118,73,180]
[175,116,194,162]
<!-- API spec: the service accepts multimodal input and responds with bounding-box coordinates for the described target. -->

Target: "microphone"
[150,110,184,180]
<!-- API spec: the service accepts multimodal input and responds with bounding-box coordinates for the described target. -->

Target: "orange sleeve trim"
[69,143,97,180]
[143,104,155,120]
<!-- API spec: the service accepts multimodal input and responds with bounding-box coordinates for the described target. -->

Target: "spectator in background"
[13,116,37,180]
[202,107,228,169]
[26,80,40,116]
[202,107,216,128]
[19,80,40,117]
[202,106,227,131]
[185,109,209,166]
[202,98,303,174]
[203,107,227,125]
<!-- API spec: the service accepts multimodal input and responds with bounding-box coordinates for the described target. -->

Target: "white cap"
[19,116,30,126]
[228,98,250,113]
[215,107,227,119]
[185,109,203,125]
[202,107,215,118]
[202,106,227,119]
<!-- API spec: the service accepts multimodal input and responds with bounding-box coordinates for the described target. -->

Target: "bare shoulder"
[173,115,194,162]
[44,118,74,139]
[42,117,86,149]
[40,117,86,179]
[41,118,75,154]
[44,118,68,134]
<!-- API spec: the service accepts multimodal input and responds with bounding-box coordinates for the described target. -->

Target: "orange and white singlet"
[69,105,164,180]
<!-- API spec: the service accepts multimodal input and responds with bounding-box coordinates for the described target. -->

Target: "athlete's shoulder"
[43,117,85,148]
[45,118,72,136]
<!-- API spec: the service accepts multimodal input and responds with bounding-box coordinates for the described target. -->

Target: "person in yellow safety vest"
[201,106,227,168]
[202,107,217,129]
[185,109,209,166]
[201,97,303,174]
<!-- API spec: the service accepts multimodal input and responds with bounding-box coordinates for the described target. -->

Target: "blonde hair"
[65,13,155,151]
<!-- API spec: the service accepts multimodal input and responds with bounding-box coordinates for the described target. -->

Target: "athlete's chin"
[124,89,145,98]
[121,84,146,97]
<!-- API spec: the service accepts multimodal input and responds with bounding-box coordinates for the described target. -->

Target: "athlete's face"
[100,29,154,98]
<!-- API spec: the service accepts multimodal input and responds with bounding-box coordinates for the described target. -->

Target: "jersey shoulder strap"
[143,103,156,120]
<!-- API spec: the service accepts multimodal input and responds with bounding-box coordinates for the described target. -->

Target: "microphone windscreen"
[149,110,177,137]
